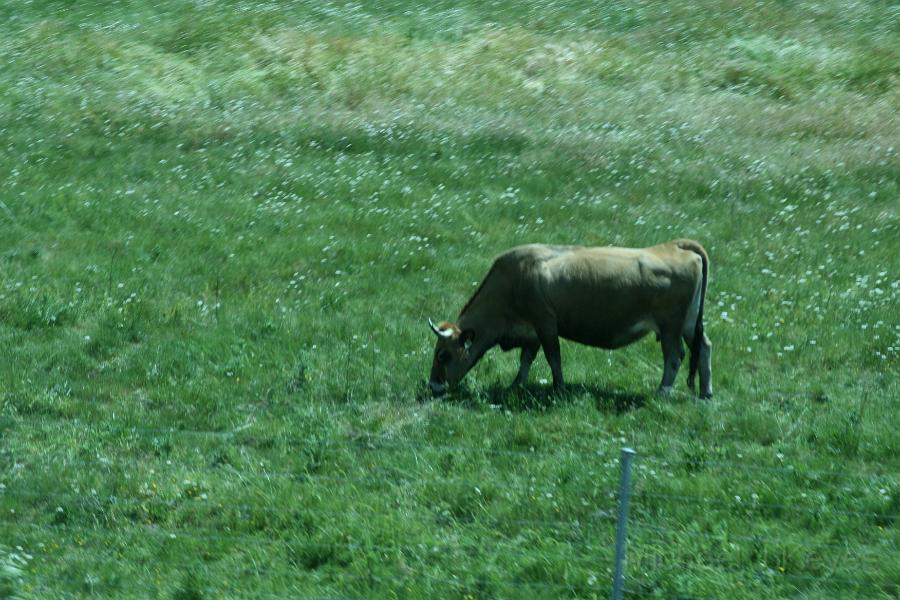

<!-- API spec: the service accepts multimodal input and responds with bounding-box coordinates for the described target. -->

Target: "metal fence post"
[612,447,636,600]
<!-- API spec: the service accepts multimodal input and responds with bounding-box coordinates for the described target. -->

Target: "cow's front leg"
[659,331,685,397]
[538,331,565,391]
[511,342,540,387]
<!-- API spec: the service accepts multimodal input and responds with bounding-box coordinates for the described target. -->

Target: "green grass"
[1,0,898,598]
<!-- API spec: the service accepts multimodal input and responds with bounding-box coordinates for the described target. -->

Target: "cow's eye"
[438,350,452,364]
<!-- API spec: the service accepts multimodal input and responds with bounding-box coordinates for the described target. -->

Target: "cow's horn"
[428,318,453,338]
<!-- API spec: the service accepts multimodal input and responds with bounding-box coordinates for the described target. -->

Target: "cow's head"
[428,318,476,396]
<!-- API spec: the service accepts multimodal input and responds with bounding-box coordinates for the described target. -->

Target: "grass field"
[1,0,898,598]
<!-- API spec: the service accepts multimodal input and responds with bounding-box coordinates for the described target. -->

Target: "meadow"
[0,0,898,598]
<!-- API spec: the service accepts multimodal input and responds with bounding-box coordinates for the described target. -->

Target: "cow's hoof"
[658,386,673,398]
[699,390,713,400]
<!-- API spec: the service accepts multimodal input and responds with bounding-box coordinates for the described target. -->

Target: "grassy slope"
[1,0,898,598]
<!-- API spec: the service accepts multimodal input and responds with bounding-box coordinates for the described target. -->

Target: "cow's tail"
[676,240,709,389]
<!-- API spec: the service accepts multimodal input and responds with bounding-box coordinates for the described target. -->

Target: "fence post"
[612,447,636,600]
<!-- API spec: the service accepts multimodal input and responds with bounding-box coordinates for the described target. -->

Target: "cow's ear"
[460,329,475,350]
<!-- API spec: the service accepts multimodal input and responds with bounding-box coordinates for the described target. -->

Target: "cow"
[427,240,712,399]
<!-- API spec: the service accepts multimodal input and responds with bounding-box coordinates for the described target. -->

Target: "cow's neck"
[457,299,502,355]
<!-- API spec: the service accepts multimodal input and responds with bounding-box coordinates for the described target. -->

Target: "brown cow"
[428,240,712,398]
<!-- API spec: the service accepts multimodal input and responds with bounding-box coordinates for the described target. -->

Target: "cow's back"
[534,243,702,348]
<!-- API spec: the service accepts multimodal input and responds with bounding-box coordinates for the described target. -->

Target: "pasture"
[1,0,898,598]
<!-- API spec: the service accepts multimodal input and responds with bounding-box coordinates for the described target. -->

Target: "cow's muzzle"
[429,381,448,397]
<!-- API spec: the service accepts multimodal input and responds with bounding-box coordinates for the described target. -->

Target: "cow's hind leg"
[698,333,712,399]
[512,341,540,387]
[685,333,698,392]
[659,330,685,397]
[685,331,712,399]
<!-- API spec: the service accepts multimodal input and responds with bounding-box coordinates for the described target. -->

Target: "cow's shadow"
[586,386,650,414]
[444,383,651,414]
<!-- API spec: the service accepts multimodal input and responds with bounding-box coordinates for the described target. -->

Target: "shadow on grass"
[423,382,652,414]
